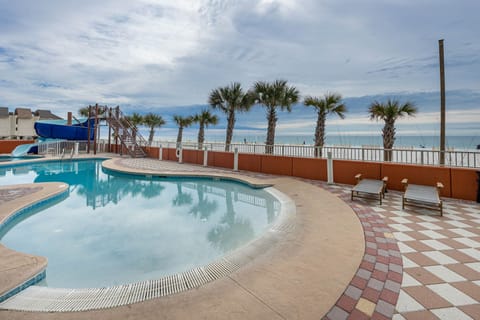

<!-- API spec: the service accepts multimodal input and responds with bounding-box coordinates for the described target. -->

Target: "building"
[0,107,63,139]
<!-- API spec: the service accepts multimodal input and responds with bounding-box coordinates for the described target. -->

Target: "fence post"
[203,146,208,167]
[74,142,79,156]
[159,144,163,160]
[178,146,183,164]
[234,147,239,171]
[327,151,334,184]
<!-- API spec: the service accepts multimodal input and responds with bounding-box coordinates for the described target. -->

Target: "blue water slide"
[12,143,38,158]
[11,143,38,157]
[34,118,95,140]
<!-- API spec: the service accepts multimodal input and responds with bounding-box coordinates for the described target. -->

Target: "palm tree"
[142,113,166,145]
[368,99,417,161]
[253,80,300,154]
[173,115,194,147]
[125,112,143,131]
[78,107,89,117]
[304,93,347,157]
[208,82,255,151]
[78,106,106,118]
[194,109,219,149]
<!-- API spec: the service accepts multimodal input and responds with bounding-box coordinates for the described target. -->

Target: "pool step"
[0,258,241,312]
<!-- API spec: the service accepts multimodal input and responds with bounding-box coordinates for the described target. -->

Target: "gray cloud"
[0,0,478,118]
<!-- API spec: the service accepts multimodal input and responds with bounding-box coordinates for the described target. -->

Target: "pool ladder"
[60,148,75,160]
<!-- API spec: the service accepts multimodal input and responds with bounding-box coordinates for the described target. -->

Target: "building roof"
[34,109,63,120]
[15,108,33,119]
[0,107,9,118]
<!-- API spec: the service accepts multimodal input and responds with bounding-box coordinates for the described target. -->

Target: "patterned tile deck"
[117,158,480,319]
[3,157,478,319]
[312,181,480,320]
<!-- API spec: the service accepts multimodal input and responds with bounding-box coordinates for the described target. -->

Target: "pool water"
[0,160,280,288]
[0,155,43,162]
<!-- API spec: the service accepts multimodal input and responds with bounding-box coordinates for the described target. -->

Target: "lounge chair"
[351,174,388,205]
[401,179,443,216]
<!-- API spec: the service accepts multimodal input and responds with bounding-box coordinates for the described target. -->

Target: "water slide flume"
[10,118,95,157]
[34,118,94,140]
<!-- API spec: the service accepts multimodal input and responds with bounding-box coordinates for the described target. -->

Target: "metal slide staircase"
[106,107,147,158]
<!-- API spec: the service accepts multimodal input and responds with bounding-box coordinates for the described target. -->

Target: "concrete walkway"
[1,157,479,319]
[0,183,68,300]
[308,180,480,319]
[1,158,364,319]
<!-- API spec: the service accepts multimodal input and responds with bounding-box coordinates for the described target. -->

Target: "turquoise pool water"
[0,159,280,288]
[0,155,43,162]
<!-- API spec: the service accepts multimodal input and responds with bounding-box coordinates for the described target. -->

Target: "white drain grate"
[0,253,263,312]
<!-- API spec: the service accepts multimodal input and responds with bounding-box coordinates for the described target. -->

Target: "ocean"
[99,126,479,150]
[259,135,480,150]
[157,134,479,150]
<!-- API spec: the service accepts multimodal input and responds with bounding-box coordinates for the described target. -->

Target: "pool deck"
[0,155,479,319]
[0,183,68,301]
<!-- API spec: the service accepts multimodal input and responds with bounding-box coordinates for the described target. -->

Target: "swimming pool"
[0,155,43,162]
[0,159,281,288]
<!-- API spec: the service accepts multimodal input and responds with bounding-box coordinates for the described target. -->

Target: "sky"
[0,0,479,143]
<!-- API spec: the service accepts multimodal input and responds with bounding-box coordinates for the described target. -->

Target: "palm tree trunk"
[265,106,277,154]
[314,112,326,157]
[198,123,205,150]
[148,127,154,145]
[225,111,235,152]
[382,120,395,161]
[177,127,184,147]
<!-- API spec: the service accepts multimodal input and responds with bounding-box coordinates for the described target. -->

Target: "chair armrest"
[382,176,389,183]
[436,182,444,190]
[401,178,408,189]
[355,173,362,182]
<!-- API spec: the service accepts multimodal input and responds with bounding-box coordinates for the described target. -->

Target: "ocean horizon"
[124,132,479,150]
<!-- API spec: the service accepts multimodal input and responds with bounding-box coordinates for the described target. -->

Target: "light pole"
[439,39,446,165]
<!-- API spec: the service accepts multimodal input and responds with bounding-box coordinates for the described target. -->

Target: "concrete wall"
[147,147,478,201]
[0,115,38,138]
[0,140,35,153]
[450,168,479,201]
[54,143,479,202]
[381,163,451,197]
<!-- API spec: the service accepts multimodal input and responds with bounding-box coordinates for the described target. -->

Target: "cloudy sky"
[0,0,479,143]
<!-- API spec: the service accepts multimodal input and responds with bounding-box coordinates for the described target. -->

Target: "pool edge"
[0,183,70,302]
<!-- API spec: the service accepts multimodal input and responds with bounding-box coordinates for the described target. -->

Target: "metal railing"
[37,140,89,157]
[139,140,480,168]
[106,107,147,157]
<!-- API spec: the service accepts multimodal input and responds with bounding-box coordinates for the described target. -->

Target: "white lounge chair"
[351,174,388,205]
[402,179,444,216]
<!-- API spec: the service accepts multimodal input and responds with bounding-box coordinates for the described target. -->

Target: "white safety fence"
[143,141,480,168]
[37,141,83,158]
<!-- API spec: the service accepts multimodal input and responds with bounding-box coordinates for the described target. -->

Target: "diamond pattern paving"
[116,159,480,319]
[316,181,480,319]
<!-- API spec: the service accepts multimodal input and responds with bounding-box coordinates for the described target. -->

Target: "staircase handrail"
[111,109,149,148]
[108,107,147,157]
